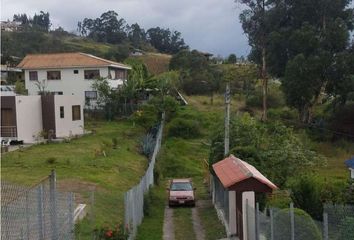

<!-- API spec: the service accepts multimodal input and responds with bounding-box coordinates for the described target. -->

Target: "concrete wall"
[15,96,43,143]
[24,67,126,106]
[242,191,256,240]
[351,168,354,179]
[54,95,84,138]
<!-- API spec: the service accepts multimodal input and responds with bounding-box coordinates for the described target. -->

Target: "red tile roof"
[212,155,277,190]
[17,52,131,70]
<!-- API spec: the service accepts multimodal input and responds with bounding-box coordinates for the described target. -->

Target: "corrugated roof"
[17,52,131,70]
[212,155,277,190]
[345,157,354,168]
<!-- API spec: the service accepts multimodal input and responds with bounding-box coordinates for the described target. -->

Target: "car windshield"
[171,182,193,191]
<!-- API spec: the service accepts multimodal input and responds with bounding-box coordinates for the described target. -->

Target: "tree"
[209,114,321,187]
[237,0,272,121]
[264,0,354,123]
[146,27,188,54]
[227,53,237,64]
[14,80,27,95]
[32,11,51,32]
[127,23,146,48]
[77,11,127,44]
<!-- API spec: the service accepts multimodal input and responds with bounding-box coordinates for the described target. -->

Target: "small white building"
[1,95,84,143]
[345,157,354,179]
[17,52,131,107]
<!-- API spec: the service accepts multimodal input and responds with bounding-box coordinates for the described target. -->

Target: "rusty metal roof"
[212,155,277,190]
[17,52,131,70]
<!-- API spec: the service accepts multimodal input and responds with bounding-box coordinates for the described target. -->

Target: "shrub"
[141,133,156,158]
[46,157,57,164]
[93,225,129,240]
[112,137,118,149]
[338,217,354,240]
[131,104,158,130]
[287,174,323,220]
[168,118,201,138]
[143,192,152,217]
[272,208,322,240]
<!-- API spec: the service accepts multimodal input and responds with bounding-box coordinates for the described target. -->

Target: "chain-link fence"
[210,174,229,226]
[124,115,164,239]
[1,171,74,240]
[254,202,354,240]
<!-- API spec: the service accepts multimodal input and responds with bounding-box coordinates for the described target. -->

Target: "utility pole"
[224,82,230,156]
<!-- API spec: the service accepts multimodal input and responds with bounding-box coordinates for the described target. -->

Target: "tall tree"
[227,53,237,64]
[237,0,272,121]
[265,0,354,122]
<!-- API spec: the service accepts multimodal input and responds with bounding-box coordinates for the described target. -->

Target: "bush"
[131,104,158,130]
[168,118,201,138]
[272,208,322,240]
[338,217,354,240]
[46,157,57,164]
[287,174,323,220]
[143,192,152,217]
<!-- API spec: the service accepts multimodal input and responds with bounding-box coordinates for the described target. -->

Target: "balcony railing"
[1,126,17,138]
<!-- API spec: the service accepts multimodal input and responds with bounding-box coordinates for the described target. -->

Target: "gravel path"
[163,207,175,240]
[191,206,205,240]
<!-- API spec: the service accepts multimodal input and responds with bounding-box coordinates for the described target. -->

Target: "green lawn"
[1,120,147,228]
[136,103,226,239]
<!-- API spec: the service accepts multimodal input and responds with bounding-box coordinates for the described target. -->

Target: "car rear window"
[171,182,193,191]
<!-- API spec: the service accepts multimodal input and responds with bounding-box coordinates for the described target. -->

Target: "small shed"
[345,157,354,179]
[212,155,277,240]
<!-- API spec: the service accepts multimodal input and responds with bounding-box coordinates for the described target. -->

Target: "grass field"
[136,102,227,239]
[130,53,172,75]
[1,120,147,228]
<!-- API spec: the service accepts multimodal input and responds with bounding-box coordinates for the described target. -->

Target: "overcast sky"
[1,0,250,57]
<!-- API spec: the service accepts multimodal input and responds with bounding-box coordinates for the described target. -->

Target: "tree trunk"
[261,47,268,122]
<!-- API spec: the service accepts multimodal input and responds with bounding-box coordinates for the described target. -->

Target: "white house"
[1,95,84,143]
[17,52,131,107]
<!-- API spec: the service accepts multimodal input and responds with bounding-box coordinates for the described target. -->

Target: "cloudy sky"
[1,0,250,57]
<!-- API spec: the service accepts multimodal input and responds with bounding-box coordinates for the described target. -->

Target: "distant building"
[0,85,16,96]
[1,64,24,84]
[1,95,84,143]
[345,157,354,179]
[130,49,144,56]
[0,21,21,32]
[17,52,131,107]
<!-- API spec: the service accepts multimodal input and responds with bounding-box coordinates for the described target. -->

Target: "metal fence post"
[256,202,260,240]
[270,208,274,240]
[290,202,295,240]
[245,199,249,239]
[37,184,44,240]
[50,170,58,240]
[323,212,328,240]
[25,191,30,240]
[68,192,74,240]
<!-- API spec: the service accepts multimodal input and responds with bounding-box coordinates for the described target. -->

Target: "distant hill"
[1,31,172,75]
[129,53,171,75]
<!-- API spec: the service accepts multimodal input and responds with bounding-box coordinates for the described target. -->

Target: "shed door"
[1,108,14,126]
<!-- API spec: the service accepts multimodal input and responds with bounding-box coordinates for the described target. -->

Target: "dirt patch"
[57,179,98,204]
[192,205,206,240]
[163,207,175,240]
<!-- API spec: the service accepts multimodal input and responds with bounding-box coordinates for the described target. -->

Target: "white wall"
[54,95,84,138]
[25,67,125,106]
[242,191,256,240]
[15,96,43,143]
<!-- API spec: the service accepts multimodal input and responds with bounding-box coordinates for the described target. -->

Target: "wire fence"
[211,174,354,240]
[124,114,164,239]
[1,171,74,240]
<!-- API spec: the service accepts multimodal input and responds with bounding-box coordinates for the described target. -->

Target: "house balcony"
[1,126,17,138]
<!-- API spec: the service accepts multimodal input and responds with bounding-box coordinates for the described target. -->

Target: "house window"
[29,71,38,81]
[72,105,81,121]
[60,106,64,118]
[84,70,100,80]
[73,70,79,74]
[85,91,97,100]
[47,71,61,80]
[115,69,126,79]
[52,91,63,95]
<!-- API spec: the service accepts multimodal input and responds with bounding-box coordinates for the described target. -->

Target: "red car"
[167,179,196,207]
